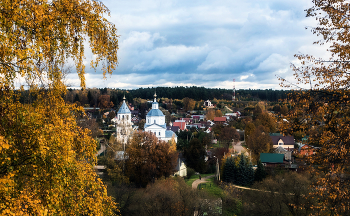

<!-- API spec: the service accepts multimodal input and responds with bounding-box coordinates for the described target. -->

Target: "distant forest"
[127,86,289,101]
[17,87,290,107]
[62,86,290,107]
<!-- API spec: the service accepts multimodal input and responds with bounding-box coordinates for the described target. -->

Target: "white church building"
[144,93,177,143]
[115,96,134,147]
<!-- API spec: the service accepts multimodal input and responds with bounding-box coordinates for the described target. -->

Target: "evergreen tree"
[223,154,255,186]
[236,154,254,187]
[87,90,92,104]
[74,93,80,103]
[254,159,267,182]
[246,161,255,186]
[222,158,230,183]
[223,157,236,183]
[236,154,246,186]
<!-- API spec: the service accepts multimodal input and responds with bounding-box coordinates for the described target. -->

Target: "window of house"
[154,120,156,124]
[278,142,283,145]
[159,132,160,136]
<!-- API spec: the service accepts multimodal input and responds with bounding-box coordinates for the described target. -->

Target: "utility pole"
[233,79,236,101]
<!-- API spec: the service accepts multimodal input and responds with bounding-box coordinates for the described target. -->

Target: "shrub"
[187,168,195,179]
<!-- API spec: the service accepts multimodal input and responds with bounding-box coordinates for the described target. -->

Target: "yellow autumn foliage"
[0,0,118,89]
[0,0,119,214]
[0,83,117,215]
[168,135,177,153]
[280,0,350,214]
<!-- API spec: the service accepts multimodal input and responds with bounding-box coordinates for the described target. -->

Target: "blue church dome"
[118,101,131,114]
[147,109,164,116]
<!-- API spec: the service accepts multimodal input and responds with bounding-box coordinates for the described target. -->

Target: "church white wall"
[146,116,165,126]
[145,125,166,139]
[118,113,131,123]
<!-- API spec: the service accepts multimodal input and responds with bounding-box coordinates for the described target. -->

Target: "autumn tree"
[243,172,314,215]
[253,104,263,117]
[99,138,129,186]
[0,1,118,88]
[107,111,116,119]
[137,119,146,130]
[125,131,178,187]
[168,135,177,153]
[255,112,277,133]
[244,122,256,141]
[246,125,272,163]
[219,126,240,148]
[0,0,119,214]
[99,94,114,109]
[129,177,214,216]
[0,86,116,215]
[280,104,288,116]
[182,97,196,112]
[215,109,223,117]
[76,115,103,138]
[279,1,350,214]
[273,104,281,113]
[206,108,215,120]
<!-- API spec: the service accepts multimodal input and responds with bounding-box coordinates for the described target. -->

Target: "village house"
[299,144,316,156]
[203,100,213,107]
[260,153,285,167]
[274,146,292,161]
[214,117,227,124]
[173,120,187,130]
[167,125,180,133]
[270,135,295,151]
[174,157,187,177]
[191,114,205,122]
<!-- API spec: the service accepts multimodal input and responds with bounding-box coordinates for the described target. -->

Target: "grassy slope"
[197,177,224,198]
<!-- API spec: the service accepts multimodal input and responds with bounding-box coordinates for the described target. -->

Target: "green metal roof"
[260,153,284,163]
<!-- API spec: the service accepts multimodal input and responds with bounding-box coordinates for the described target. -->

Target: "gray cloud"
[72,0,319,90]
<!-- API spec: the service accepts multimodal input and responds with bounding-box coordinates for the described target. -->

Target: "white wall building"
[116,96,134,147]
[144,93,177,143]
[203,100,212,107]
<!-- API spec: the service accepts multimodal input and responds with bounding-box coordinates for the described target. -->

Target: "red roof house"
[214,117,227,124]
[173,121,186,130]
[299,144,315,156]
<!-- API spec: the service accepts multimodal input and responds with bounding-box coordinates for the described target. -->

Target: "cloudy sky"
[66,0,325,90]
